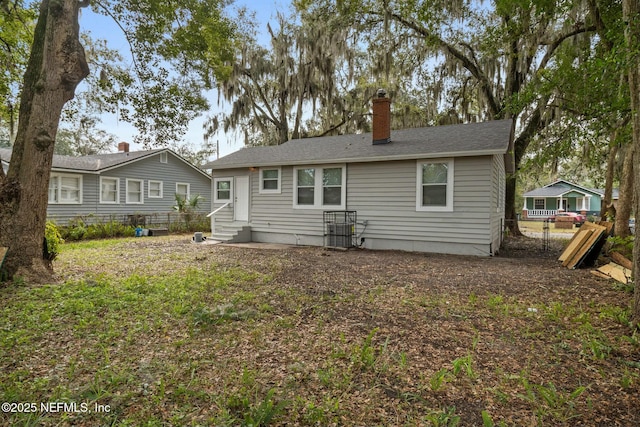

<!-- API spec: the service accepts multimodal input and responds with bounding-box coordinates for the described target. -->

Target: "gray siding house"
[0,144,211,224]
[203,94,512,256]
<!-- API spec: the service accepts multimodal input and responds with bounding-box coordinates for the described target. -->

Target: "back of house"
[204,93,512,256]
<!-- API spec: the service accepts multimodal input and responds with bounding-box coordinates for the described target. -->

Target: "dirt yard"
[3,234,639,426]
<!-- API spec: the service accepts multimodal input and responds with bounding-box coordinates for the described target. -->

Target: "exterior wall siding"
[210,168,250,225]
[489,154,506,253]
[212,156,499,256]
[47,152,211,224]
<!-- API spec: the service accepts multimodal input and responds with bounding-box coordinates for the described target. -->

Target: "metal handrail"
[207,202,230,236]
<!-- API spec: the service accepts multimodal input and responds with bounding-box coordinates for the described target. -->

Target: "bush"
[607,235,634,259]
[60,217,136,241]
[62,217,87,241]
[44,221,64,260]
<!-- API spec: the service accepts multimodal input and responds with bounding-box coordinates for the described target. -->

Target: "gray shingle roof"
[0,147,166,172]
[203,119,513,170]
[524,187,575,197]
[523,180,612,198]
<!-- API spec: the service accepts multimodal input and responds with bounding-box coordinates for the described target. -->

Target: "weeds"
[451,354,476,379]
[226,389,288,426]
[424,406,460,426]
[429,368,452,391]
[518,377,586,423]
[428,354,476,392]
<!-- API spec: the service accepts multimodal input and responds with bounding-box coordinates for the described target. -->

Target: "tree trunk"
[504,174,522,236]
[615,144,634,237]
[505,118,523,236]
[622,0,640,326]
[0,0,89,283]
[600,141,619,220]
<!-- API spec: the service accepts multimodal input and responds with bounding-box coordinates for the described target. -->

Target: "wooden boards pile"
[0,246,7,269]
[593,262,633,284]
[592,252,633,284]
[558,221,612,269]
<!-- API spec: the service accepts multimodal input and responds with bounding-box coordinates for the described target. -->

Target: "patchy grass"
[1,235,639,426]
[519,220,577,234]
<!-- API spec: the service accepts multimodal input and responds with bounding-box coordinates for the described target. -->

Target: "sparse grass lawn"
[519,220,578,234]
[1,235,639,426]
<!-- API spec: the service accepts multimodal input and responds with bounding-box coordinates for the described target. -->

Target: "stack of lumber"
[0,246,7,269]
[592,252,633,284]
[558,221,613,269]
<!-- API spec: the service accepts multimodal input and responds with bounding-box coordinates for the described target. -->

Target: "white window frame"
[160,152,168,163]
[148,180,163,199]
[293,165,346,210]
[48,173,82,204]
[176,182,191,202]
[416,158,454,212]
[48,176,58,204]
[100,176,120,204]
[534,198,545,210]
[577,196,590,211]
[213,178,232,203]
[126,178,144,204]
[259,167,281,194]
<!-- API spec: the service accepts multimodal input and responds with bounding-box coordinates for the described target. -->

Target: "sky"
[78,0,290,158]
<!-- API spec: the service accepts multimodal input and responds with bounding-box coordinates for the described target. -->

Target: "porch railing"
[207,202,230,236]
[527,209,557,218]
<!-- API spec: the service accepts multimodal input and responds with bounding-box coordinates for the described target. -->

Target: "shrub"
[60,217,136,241]
[607,235,634,259]
[44,221,64,260]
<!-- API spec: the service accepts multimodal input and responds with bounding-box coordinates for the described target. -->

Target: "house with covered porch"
[522,180,617,220]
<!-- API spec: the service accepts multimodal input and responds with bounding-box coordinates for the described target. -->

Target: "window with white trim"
[259,168,281,194]
[126,179,144,204]
[100,177,119,204]
[48,173,82,204]
[148,180,163,198]
[48,176,58,203]
[293,165,346,209]
[416,159,454,211]
[577,197,590,211]
[176,182,190,201]
[213,178,231,202]
[160,152,168,163]
[322,168,343,205]
[534,198,545,210]
[296,168,315,205]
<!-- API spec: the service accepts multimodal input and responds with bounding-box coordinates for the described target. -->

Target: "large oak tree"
[0,0,237,282]
[622,0,640,324]
[297,0,600,235]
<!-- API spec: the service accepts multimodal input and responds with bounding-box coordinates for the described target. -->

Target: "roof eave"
[207,148,507,170]
[51,167,99,174]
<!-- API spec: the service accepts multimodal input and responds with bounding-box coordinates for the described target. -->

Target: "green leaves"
[81,0,238,145]
[0,1,37,137]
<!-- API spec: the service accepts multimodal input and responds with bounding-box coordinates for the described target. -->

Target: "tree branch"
[538,24,597,71]
[241,70,282,128]
[92,1,142,82]
[389,11,501,117]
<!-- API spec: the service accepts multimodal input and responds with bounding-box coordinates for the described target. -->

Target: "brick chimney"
[118,142,130,153]
[372,89,391,145]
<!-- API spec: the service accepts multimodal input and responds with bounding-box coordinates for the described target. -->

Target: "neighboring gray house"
[203,93,512,256]
[0,143,211,224]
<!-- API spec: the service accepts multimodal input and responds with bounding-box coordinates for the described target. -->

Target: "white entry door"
[234,176,249,222]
